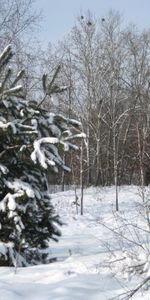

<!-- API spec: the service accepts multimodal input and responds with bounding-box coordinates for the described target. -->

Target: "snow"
[0,243,7,257]
[0,44,11,61]
[0,185,150,300]
[0,242,14,261]
[63,132,86,141]
[31,137,59,169]
[5,179,35,198]
[0,164,8,174]
[50,124,61,137]
[3,85,22,95]
[47,113,55,125]
[0,120,17,134]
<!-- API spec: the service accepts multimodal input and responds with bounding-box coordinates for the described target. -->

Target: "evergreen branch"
[0,144,33,158]
[47,65,61,91]
[0,45,13,69]
[11,70,25,88]
[36,65,61,109]
[2,85,23,97]
[0,67,12,93]
[42,74,47,93]
[36,94,47,109]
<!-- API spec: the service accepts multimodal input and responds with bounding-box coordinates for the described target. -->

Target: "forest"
[1,1,150,191]
[0,1,150,299]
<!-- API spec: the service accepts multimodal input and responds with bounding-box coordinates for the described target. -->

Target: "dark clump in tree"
[0,45,84,267]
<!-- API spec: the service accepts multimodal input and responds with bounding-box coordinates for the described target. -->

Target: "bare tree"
[41,10,150,202]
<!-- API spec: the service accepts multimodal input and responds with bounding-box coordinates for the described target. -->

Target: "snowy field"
[0,186,150,300]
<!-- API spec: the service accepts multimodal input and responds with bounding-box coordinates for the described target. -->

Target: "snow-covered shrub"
[102,199,150,299]
[0,45,83,266]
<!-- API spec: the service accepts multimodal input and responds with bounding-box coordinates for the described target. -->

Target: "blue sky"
[35,0,150,46]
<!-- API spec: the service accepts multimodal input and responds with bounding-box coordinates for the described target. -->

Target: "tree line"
[42,11,150,191]
[1,2,150,190]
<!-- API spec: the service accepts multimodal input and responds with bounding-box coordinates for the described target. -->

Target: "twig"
[111,275,150,300]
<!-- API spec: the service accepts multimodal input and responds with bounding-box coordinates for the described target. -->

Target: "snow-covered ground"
[0,186,150,300]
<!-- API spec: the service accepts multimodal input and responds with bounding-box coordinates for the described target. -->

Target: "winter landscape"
[1,1,150,299]
[0,186,150,300]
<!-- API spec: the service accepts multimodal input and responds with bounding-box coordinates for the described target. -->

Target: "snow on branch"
[0,120,17,134]
[5,179,35,199]
[31,137,59,169]
[0,191,25,231]
[63,132,86,141]
[0,164,8,174]
[2,85,23,97]
[0,45,13,69]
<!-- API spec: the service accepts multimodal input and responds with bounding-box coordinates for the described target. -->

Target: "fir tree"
[0,45,84,267]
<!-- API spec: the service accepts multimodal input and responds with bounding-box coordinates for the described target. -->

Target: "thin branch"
[111,275,150,300]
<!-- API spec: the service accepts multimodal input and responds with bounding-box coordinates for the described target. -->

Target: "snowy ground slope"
[0,186,150,300]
